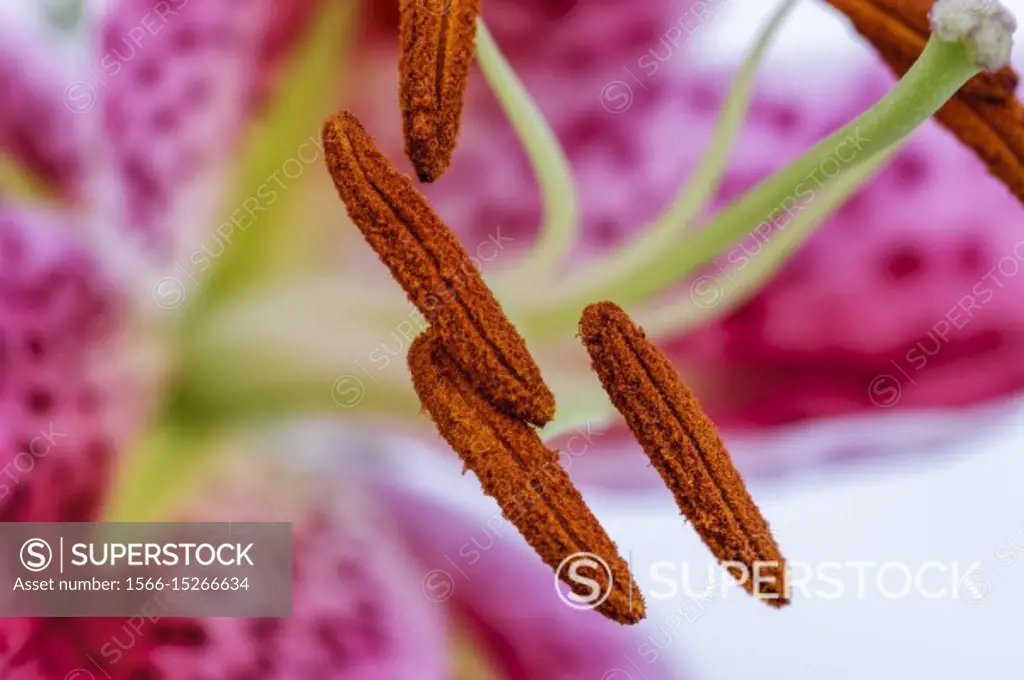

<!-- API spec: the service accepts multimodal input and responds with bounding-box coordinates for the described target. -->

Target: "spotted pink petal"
[381,484,682,680]
[95,0,280,252]
[0,203,136,523]
[674,60,1024,428]
[363,0,680,68]
[0,463,447,680]
[481,0,676,65]
[0,17,87,196]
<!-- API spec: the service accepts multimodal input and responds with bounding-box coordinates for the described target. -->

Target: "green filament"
[522,36,980,338]
[476,19,580,287]
[642,139,907,337]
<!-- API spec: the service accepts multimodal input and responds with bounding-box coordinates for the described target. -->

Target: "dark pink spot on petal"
[956,238,988,274]
[151,106,179,133]
[135,59,162,88]
[25,388,54,416]
[891,150,929,188]
[883,245,925,280]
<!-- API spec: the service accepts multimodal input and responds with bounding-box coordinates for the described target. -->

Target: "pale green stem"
[104,0,360,521]
[102,423,217,522]
[184,0,358,322]
[172,275,613,431]
[641,139,906,337]
[178,284,421,418]
[519,36,980,339]
[106,285,423,523]
[539,377,617,443]
[475,19,580,286]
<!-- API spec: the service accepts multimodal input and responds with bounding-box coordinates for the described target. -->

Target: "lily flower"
[0,0,1019,675]
[0,0,679,677]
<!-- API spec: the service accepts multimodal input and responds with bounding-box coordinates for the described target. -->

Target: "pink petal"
[363,0,680,66]
[0,0,315,219]
[94,0,279,252]
[0,203,133,522]
[0,18,87,195]
[0,464,447,679]
[675,60,1024,428]
[381,485,683,680]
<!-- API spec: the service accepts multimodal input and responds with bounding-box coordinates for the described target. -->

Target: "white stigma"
[929,0,1017,70]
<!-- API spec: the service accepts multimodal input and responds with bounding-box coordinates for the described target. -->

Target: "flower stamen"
[473,19,581,288]
[409,329,645,624]
[322,111,555,426]
[580,302,789,607]
[399,0,481,182]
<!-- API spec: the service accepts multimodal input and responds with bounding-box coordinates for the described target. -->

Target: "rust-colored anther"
[580,302,789,607]
[399,0,482,182]
[409,329,645,624]
[825,0,1024,205]
[322,112,555,426]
